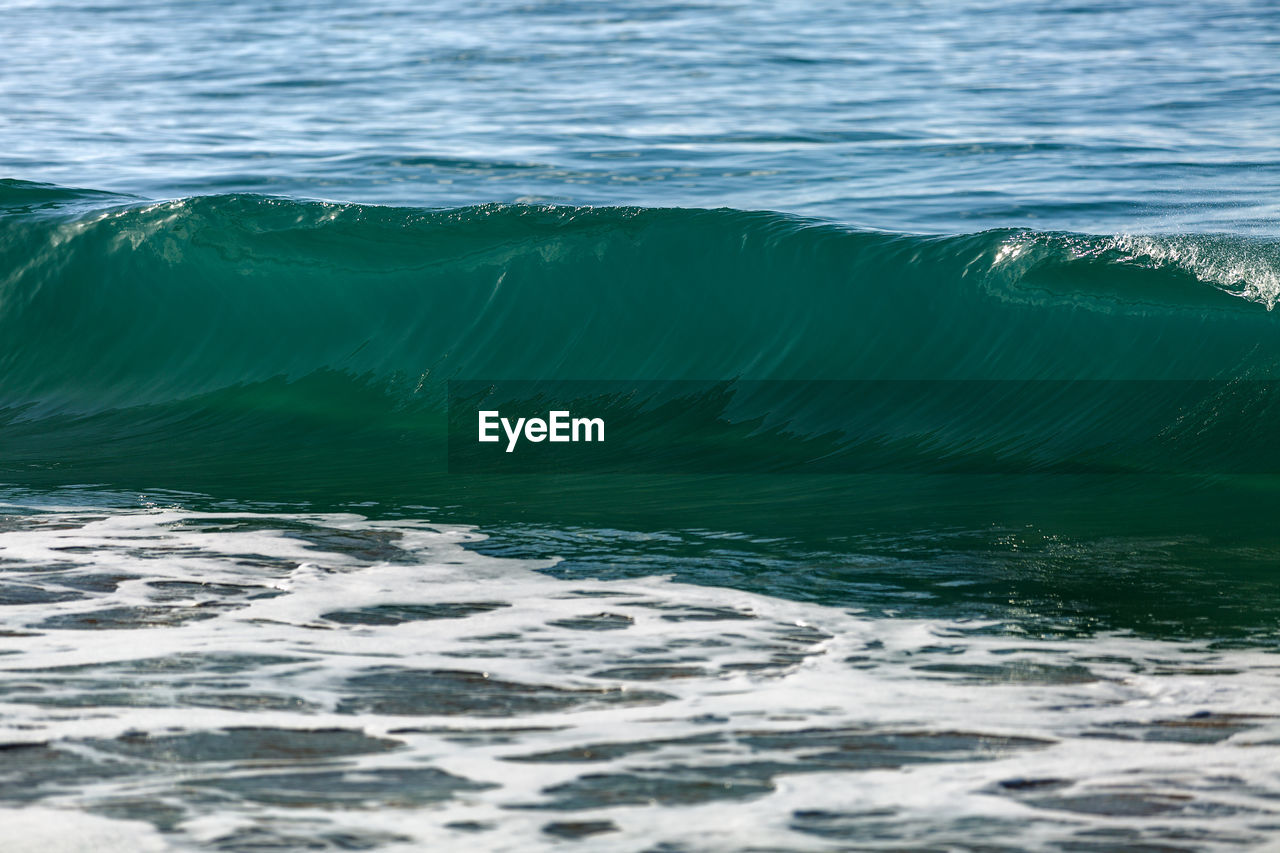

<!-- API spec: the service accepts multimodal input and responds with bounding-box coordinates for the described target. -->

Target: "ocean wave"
[3,183,1280,498]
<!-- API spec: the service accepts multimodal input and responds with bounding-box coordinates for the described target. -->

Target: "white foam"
[0,808,170,853]
[1,505,1279,850]
[1109,233,1280,309]
[996,230,1280,310]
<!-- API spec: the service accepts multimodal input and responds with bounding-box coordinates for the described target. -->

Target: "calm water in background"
[5,1,1280,850]
[5,0,1280,233]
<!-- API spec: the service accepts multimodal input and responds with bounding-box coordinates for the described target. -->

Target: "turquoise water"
[4,1,1280,850]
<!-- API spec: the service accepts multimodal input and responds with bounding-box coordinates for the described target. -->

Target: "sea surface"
[4,1,1280,850]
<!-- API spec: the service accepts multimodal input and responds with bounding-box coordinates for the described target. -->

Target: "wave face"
[4,184,1280,519]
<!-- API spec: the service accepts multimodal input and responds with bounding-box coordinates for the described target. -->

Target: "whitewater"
[2,499,1280,851]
